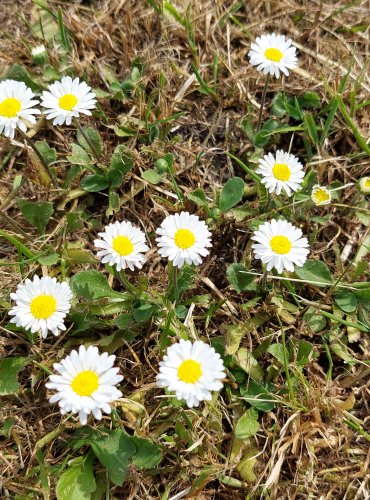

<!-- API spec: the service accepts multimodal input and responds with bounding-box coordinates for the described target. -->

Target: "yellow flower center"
[58,93,78,111]
[71,370,99,397]
[30,295,57,319]
[264,47,283,62]
[365,179,370,188]
[177,359,202,384]
[313,188,330,204]
[272,163,291,181]
[112,235,134,256]
[0,97,22,118]
[174,229,195,249]
[270,235,292,255]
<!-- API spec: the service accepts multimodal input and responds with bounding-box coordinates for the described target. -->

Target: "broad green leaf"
[110,145,133,174]
[70,270,124,301]
[81,174,109,192]
[56,455,96,500]
[295,259,333,286]
[188,188,208,208]
[298,92,320,109]
[142,169,163,184]
[255,119,279,147]
[303,307,327,332]
[237,447,259,482]
[225,324,246,356]
[226,263,254,292]
[35,141,57,166]
[132,303,154,323]
[4,64,41,91]
[77,127,102,157]
[37,253,60,266]
[0,357,29,396]
[18,199,54,235]
[267,343,287,365]
[334,291,357,313]
[234,348,263,381]
[131,436,162,469]
[235,408,259,440]
[240,380,275,412]
[67,144,92,166]
[219,177,244,212]
[89,430,136,486]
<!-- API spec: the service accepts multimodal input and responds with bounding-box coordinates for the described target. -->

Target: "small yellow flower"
[311,185,331,206]
[359,177,370,195]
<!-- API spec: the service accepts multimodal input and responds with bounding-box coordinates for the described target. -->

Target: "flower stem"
[18,130,57,187]
[76,120,101,163]
[116,269,140,297]
[257,74,270,131]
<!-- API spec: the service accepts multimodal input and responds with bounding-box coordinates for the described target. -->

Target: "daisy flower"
[311,185,331,206]
[31,44,47,64]
[156,212,212,269]
[248,33,298,78]
[0,79,40,139]
[94,220,149,272]
[256,150,305,196]
[156,339,225,408]
[8,275,72,338]
[359,177,370,195]
[251,219,309,274]
[45,345,123,425]
[40,76,96,126]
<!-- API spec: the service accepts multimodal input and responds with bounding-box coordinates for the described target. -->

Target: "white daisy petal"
[46,345,123,425]
[358,177,370,195]
[8,275,72,338]
[256,150,305,197]
[155,212,212,269]
[311,185,331,206]
[248,33,298,79]
[156,339,225,408]
[40,76,96,126]
[94,220,149,271]
[0,80,40,138]
[251,219,310,274]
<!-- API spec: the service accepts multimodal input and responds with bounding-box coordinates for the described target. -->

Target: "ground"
[0,0,369,499]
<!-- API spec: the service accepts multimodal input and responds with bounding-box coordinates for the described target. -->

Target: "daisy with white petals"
[252,219,309,274]
[0,80,40,139]
[156,339,225,408]
[156,212,212,269]
[46,345,123,425]
[94,220,149,272]
[311,185,331,206]
[40,76,96,126]
[8,275,72,338]
[248,33,298,78]
[256,150,305,196]
[359,177,370,195]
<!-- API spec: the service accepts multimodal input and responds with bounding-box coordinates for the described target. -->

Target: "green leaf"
[303,307,327,332]
[141,169,163,184]
[81,174,109,192]
[255,119,279,147]
[56,455,96,500]
[67,144,92,166]
[234,348,263,381]
[132,303,154,323]
[18,199,54,235]
[225,324,246,355]
[295,259,333,286]
[0,357,29,396]
[110,145,133,174]
[77,127,102,157]
[235,408,259,440]
[37,253,60,266]
[4,64,41,91]
[35,141,57,166]
[240,380,275,412]
[226,263,254,292]
[334,291,357,313]
[303,112,320,145]
[267,343,287,365]
[298,92,320,109]
[131,437,162,469]
[57,6,71,52]
[70,270,125,301]
[188,188,208,209]
[219,177,244,212]
[90,430,136,486]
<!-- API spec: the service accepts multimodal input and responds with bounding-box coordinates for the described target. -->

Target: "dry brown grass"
[0,0,369,498]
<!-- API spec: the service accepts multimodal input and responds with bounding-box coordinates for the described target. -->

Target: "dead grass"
[0,0,369,498]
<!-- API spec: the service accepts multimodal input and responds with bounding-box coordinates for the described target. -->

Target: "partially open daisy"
[0,79,40,139]
[256,150,305,196]
[46,345,123,425]
[40,76,96,126]
[156,339,225,408]
[156,212,212,269]
[359,177,370,195]
[311,185,331,206]
[94,220,149,272]
[8,275,72,338]
[248,33,298,78]
[251,219,309,274]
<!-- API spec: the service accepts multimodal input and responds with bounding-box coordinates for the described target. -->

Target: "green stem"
[116,269,140,297]
[277,316,294,401]
[257,74,270,131]
[76,120,101,163]
[19,130,57,187]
